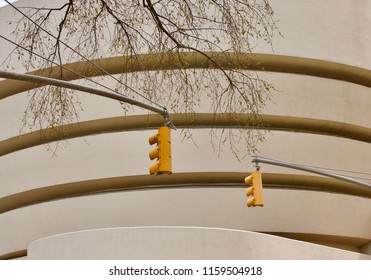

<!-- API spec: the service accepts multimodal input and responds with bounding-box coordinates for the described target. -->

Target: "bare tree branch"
[4,0,279,158]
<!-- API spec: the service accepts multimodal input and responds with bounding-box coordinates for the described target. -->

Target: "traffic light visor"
[245,175,253,185]
[149,134,158,145]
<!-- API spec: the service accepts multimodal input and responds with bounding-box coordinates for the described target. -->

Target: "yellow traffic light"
[245,171,264,207]
[148,126,172,175]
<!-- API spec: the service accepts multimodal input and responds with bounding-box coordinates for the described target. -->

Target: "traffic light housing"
[148,126,172,175]
[245,171,264,207]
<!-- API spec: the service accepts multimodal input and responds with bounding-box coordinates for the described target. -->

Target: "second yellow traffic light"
[148,126,172,175]
[245,171,264,207]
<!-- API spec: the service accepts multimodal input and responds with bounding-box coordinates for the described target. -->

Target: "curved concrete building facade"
[1,0,371,259]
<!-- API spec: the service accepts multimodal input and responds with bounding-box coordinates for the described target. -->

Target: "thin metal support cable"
[0,34,172,125]
[252,156,371,189]
[0,34,131,96]
[257,156,371,180]
[296,162,371,178]
[0,69,168,115]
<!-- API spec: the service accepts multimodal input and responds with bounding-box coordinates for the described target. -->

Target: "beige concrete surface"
[28,227,371,260]
[1,0,371,260]
[1,188,370,258]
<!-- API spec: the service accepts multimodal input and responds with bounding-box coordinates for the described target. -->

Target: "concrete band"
[2,52,371,100]
[1,113,371,157]
[1,172,371,214]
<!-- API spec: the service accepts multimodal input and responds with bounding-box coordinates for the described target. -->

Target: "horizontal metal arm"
[252,156,371,189]
[0,70,168,117]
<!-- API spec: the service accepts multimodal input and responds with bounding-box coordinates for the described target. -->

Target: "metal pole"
[0,70,168,117]
[252,156,371,189]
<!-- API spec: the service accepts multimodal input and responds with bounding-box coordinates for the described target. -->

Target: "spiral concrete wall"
[0,0,371,259]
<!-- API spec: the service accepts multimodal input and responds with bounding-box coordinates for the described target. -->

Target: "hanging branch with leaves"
[4,0,279,156]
